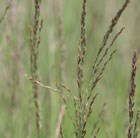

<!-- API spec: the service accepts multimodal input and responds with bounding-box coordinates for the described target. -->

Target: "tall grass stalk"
[30,0,43,137]
[76,0,87,137]
[128,51,139,138]
[55,105,66,138]
[55,0,66,137]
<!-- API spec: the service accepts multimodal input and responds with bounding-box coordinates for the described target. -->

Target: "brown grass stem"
[25,75,60,92]
[55,105,66,138]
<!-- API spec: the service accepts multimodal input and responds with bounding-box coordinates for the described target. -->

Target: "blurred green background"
[0,0,140,138]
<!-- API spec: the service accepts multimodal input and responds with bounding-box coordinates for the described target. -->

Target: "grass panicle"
[77,0,87,105]
[128,51,139,138]
[129,52,137,124]
[30,0,42,137]
[88,0,130,94]
[76,0,88,137]
[133,110,139,138]
[92,0,130,70]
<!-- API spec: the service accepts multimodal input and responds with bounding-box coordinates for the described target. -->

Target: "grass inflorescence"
[30,0,43,137]
[127,51,139,138]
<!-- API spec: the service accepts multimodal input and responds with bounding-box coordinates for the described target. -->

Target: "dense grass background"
[0,0,140,138]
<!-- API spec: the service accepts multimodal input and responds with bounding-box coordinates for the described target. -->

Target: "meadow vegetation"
[0,0,140,138]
